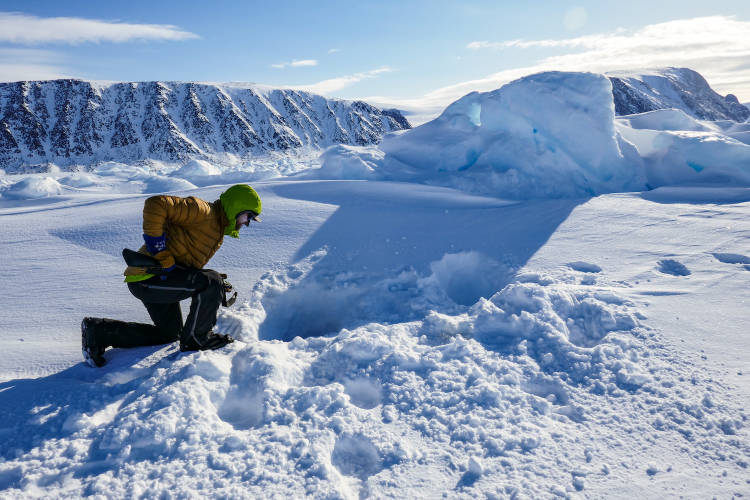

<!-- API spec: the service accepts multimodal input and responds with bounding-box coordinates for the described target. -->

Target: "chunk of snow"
[58,173,100,188]
[171,159,222,178]
[142,176,197,193]
[313,145,384,180]
[4,176,64,199]
[618,108,712,132]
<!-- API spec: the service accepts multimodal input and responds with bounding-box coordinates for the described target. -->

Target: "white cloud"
[0,11,198,44]
[328,48,341,54]
[388,15,750,119]
[294,67,393,94]
[272,59,319,69]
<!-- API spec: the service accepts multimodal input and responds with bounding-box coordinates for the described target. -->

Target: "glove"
[221,275,237,307]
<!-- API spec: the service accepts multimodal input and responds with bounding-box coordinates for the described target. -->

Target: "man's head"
[219,184,262,238]
[234,209,260,230]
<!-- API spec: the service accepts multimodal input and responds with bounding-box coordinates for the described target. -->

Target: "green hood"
[219,184,262,238]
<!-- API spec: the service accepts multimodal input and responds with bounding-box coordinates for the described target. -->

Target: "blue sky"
[1,0,749,114]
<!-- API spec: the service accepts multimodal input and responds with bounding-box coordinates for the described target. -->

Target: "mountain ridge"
[0,79,410,172]
[607,67,749,122]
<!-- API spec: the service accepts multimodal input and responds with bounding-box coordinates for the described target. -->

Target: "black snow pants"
[96,267,225,348]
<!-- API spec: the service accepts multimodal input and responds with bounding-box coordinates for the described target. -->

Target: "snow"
[171,158,223,177]
[316,145,385,180]
[621,108,714,132]
[1,69,749,498]
[3,176,65,199]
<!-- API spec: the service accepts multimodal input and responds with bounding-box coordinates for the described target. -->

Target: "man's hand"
[221,275,237,307]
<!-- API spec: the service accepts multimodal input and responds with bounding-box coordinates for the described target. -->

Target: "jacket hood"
[219,184,262,238]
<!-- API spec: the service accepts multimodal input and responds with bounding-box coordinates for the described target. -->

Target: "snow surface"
[1,69,749,499]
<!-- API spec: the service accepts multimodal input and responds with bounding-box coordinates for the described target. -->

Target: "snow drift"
[617,120,750,187]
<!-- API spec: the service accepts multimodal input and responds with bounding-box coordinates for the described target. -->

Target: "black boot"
[180,331,234,352]
[81,317,108,367]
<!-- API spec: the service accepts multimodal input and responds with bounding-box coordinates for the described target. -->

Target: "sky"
[1,0,750,116]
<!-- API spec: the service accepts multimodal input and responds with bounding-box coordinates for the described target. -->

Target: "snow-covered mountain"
[0,80,410,172]
[608,67,750,121]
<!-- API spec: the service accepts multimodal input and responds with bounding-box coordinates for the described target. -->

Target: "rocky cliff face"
[0,80,411,171]
[608,68,750,122]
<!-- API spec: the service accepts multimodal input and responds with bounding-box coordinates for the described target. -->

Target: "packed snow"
[1,70,749,499]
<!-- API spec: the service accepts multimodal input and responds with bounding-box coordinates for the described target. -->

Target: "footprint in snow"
[567,261,602,273]
[657,259,691,276]
[344,377,382,410]
[712,253,750,270]
[331,434,383,480]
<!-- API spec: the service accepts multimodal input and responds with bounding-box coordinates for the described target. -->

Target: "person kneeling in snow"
[81,184,262,367]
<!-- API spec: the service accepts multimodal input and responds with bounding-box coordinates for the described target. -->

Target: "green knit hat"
[220,184,262,238]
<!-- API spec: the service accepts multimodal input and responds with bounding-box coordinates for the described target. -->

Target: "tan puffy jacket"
[124,195,230,277]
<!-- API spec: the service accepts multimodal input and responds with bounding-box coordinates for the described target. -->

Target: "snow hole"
[657,259,691,276]
[712,252,750,265]
[331,434,382,480]
[567,261,602,273]
[255,250,511,342]
[424,251,511,306]
[343,378,382,409]
[257,277,367,341]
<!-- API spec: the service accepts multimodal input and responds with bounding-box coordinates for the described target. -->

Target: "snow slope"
[0,180,749,498]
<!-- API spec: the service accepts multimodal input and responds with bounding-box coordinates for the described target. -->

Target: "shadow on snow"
[0,345,168,489]
[257,181,585,342]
